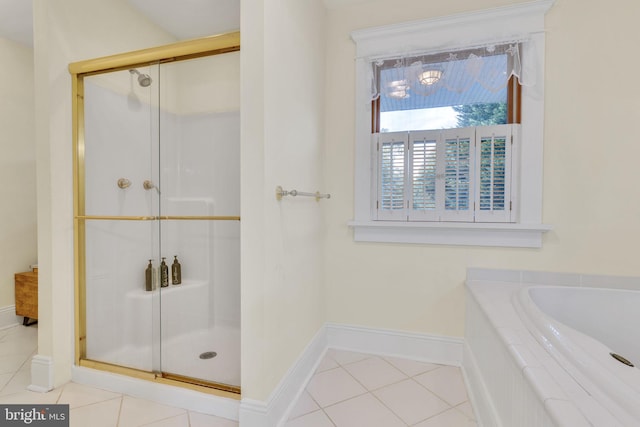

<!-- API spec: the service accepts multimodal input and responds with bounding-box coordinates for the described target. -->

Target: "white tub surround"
[464,268,640,427]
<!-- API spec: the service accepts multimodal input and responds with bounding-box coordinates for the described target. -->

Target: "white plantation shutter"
[376,132,408,220]
[408,131,438,221]
[441,128,475,222]
[375,124,518,223]
[474,125,514,222]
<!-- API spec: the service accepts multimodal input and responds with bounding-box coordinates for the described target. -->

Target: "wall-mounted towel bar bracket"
[275,186,330,202]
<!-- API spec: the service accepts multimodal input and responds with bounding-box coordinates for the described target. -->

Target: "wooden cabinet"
[15,269,38,325]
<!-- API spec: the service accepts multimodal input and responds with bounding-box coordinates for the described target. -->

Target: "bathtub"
[515,286,640,425]
[464,270,640,427]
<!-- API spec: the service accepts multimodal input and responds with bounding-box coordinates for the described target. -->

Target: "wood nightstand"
[15,268,38,326]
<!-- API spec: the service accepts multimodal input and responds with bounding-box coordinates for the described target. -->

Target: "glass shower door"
[78,49,240,392]
[157,53,240,390]
[82,63,163,375]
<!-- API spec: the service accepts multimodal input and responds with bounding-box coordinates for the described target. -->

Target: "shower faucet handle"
[143,180,160,194]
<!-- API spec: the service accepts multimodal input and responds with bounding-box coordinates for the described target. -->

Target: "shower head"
[129,69,152,87]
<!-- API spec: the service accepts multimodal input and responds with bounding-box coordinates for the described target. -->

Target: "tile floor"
[285,349,477,427]
[0,324,478,426]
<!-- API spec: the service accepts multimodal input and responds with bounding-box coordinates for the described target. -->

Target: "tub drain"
[199,351,218,360]
[610,352,634,367]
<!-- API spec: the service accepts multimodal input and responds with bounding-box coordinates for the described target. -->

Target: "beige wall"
[0,38,36,310]
[323,0,640,338]
[241,0,327,401]
[33,0,175,387]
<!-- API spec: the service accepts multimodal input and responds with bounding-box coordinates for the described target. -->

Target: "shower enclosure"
[70,34,240,395]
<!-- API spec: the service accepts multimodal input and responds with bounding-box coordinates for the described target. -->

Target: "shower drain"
[199,351,218,360]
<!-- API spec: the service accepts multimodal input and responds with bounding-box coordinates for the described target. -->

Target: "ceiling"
[0,0,240,47]
[0,0,33,46]
[0,0,373,47]
[128,0,240,40]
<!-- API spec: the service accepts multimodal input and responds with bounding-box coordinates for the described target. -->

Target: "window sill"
[347,220,552,248]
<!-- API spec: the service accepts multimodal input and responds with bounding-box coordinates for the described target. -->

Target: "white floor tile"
[415,366,469,406]
[343,357,406,391]
[188,411,238,427]
[0,370,33,396]
[18,353,35,373]
[0,325,480,427]
[0,372,14,390]
[140,413,190,427]
[288,390,320,420]
[455,401,477,420]
[306,367,366,408]
[284,410,334,427]
[413,407,477,427]
[373,379,450,425]
[118,396,187,427]
[383,356,441,377]
[0,388,63,405]
[324,393,405,427]
[315,355,339,373]
[326,349,370,366]
[58,382,122,409]
[0,353,33,375]
[69,397,122,427]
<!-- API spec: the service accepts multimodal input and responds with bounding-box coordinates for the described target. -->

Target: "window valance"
[369,42,533,110]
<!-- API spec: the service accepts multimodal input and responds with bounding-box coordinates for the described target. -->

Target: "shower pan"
[70,33,241,396]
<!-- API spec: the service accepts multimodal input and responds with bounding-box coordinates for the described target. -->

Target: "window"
[349,1,554,247]
[371,43,521,224]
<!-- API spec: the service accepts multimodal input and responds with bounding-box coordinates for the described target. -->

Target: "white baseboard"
[28,355,54,393]
[326,323,463,366]
[240,322,464,427]
[0,305,20,330]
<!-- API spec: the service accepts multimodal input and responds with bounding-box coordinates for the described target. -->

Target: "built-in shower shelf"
[127,280,207,298]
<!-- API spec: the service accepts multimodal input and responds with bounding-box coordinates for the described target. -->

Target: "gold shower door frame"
[70,32,241,398]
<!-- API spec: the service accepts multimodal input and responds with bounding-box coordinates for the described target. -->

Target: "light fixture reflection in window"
[418,69,443,86]
[388,79,410,98]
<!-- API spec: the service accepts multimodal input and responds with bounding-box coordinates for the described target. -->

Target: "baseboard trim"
[0,305,20,330]
[240,323,464,427]
[326,323,464,366]
[28,355,54,393]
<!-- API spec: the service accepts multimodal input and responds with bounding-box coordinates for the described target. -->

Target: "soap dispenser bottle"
[145,259,154,291]
[160,257,169,288]
[171,255,182,285]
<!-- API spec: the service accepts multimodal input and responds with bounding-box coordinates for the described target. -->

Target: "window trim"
[350,1,554,248]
